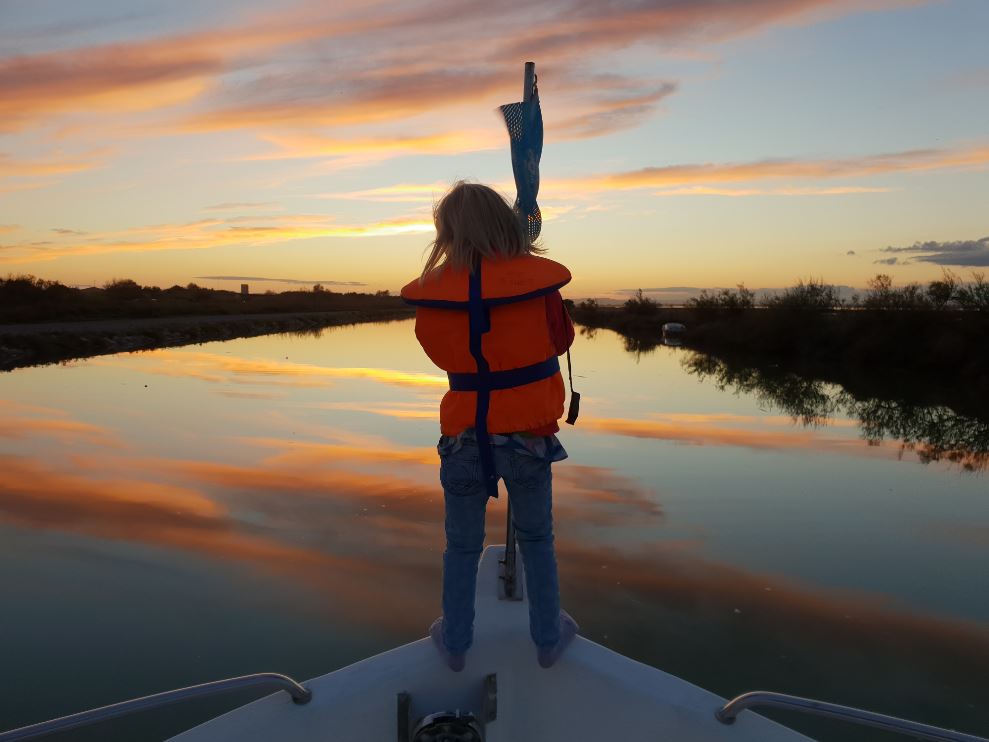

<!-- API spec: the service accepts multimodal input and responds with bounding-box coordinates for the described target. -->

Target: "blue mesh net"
[499,93,543,242]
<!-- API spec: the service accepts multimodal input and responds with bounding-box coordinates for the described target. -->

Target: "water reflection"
[581,414,874,457]
[579,325,667,358]
[0,396,668,633]
[682,352,989,471]
[3,321,988,740]
[556,541,989,739]
[0,399,123,447]
[6,429,987,735]
[90,349,447,389]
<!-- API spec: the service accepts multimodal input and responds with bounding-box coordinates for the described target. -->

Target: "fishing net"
[499,91,543,243]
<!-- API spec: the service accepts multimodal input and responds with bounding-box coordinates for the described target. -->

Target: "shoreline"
[571,306,989,420]
[0,309,414,371]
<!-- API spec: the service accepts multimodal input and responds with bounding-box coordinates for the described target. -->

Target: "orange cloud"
[574,144,989,192]
[0,399,66,416]
[314,183,575,225]
[553,464,664,525]
[553,82,677,140]
[136,446,666,546]
[170,458,437,504]
[0,454,222,522]
[0,399,123,447]
[317,401,440,420]
[0,150,106,192]
[0,0,919,151]
[316,182,456,204]
[229,439,666,527]
[0,151,103,178]
[651,185,894,197]
[0,416,120,447]
[581,415,884,458]
[498,0,920,61]
[0,48,215,131]
[0,7,390,132]
[254,130,502,166]
[0,213,434,265]
[643,412,858,429]
[238,437,438,467]
[322,142,987,211]
[0,451,421,629]
[110,349,449,389]
[0,411,659,635]
[185,68,510,133]
[6,448,442,638]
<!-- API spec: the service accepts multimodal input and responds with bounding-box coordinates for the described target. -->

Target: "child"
[401,181,578,672]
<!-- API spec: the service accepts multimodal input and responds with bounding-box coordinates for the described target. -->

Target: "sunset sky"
[1,0,987,298]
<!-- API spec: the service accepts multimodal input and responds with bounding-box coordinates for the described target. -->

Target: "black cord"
[565,347,580,425]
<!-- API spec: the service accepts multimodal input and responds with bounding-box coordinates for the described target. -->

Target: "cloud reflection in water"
[1,385,987,735]
[92,349,447,389]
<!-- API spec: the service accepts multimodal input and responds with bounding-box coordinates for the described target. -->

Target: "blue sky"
[1,0,987,295]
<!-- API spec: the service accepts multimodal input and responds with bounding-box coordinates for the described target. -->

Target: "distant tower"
[241,283,249,299]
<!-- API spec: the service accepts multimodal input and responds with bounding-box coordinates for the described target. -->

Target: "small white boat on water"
[662,322,687,347]
[4,544,986,742]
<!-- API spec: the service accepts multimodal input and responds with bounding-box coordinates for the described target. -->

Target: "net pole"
[503,61,536,600]
[523,61,535,102]
[505,498,517,598]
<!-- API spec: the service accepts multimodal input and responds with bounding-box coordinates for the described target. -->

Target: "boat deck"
[169,545,810,742]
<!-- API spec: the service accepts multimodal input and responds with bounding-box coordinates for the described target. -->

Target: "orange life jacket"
[401,254,571,495]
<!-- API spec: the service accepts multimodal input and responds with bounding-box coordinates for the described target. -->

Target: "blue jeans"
[440,437,561,654]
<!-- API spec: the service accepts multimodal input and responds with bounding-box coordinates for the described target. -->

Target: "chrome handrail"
[716,691,988,742]
[0,672,311,742]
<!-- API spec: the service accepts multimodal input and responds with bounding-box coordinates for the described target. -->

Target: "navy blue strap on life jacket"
[467,266,500,498]
[401,280,569,309]
[447,356,559,392]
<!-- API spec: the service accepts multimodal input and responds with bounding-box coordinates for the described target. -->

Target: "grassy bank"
[0,275,404,324]
[0,310,413,371]
[0,275,415,370]
[571,301,989,420]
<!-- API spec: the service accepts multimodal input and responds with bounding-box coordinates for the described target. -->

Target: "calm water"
[1,319,987,741]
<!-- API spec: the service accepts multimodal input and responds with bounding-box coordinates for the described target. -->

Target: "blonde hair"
[421,181,542,279]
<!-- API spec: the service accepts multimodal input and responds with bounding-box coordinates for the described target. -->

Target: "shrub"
[623,288,659,316]
[863,274,894,309]
[102,278,144,301]
[185,282,213,301]
[1,275,56,304]
[957,271,989,311]
[926,269,960,310]
[687,284,754,314]
[863,274,930,310]
[766,279,842,312]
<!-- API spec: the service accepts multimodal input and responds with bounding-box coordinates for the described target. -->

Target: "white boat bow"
[169,545,810,742]
[4,545,985,741]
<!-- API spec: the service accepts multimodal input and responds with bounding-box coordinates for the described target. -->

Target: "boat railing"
[0,672,311,742]
[716,690,988,742]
